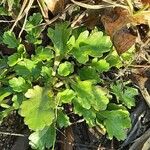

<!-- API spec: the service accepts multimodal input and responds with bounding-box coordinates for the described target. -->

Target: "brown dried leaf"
[101,7,136,54]
[44,0,65,15]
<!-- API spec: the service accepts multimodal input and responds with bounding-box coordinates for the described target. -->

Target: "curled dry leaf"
[44,0,65,15]
[101,7,136,54]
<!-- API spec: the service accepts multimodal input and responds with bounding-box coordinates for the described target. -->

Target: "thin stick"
[18,0,34,37]
[0,131,28,137]
[0,20,15,23]
[10,0,28,32]
[18,12,28,38]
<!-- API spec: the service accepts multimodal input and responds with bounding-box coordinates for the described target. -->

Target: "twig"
[0,20,15,23]
[139,87,150,108]
[18,12,28,38]
[129,65,150,68]
[71,11,86,27]
[0,131,28,137]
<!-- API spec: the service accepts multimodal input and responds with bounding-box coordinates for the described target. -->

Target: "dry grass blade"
[71,0,128,9]
[10,0,28,32]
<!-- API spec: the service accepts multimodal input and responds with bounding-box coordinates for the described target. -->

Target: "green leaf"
[26,32,42,45]
[71,80,109,111]
[29,125,56,150]
[57,110,70,128]
[25,13,43,32]
[25,13,43,45]
[73,100,96,127]
[7,53,22,67]
[78,66,100,83]
[14,59,41,79]
[69,31,90,64]
[9,77,29,92]
[97,109,131,140]
[83,31,112,57]
[12,93,24,109]
[17,44,26,54]
[0,87,12,102]
[70,30,112,64]
[106,50,122,68]
[0,6,8,15]
[20,86,55,130]
[92,58,110,73]
[3,31,20,48]
[41,66,53,79]
[111,82,138,108]
[33,46,54,62]
[57,89,75,104]
[0,107,14,124]
[58,61,74,76]
[47,22,72,55]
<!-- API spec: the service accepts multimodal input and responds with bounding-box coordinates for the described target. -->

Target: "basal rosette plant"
[0,13,138,150]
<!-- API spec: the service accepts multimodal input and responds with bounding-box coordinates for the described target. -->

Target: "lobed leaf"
[70,30,112,64]
[47,22,72,55]
[3,31,20,48]
[57,110,70,128]
[111,82,138,108]
[9,77,29,92]
[72,80,109,111]
[57,61,74,76]
[97,109,131,140]
[29,125,56,150]
[20,86,55,130]
[57,89,76,104]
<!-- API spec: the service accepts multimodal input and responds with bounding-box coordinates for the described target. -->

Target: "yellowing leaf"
[20,86,55,131]
[58,61,74,76]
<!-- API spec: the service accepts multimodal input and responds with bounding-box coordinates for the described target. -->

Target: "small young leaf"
[9,77,29,92]
[111,82,138,108]
[12,93,24,109]
[106,50,122,68]
[20,86,55,130]
[25,13,43,44]
[57,89,75,104]
[58,61,74,76]
[92,59,110,73]
[41,66,53,79]
[3,31,20,48]
[29,125,56,150]
[0,87,12,102]
[25,13,43,32]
